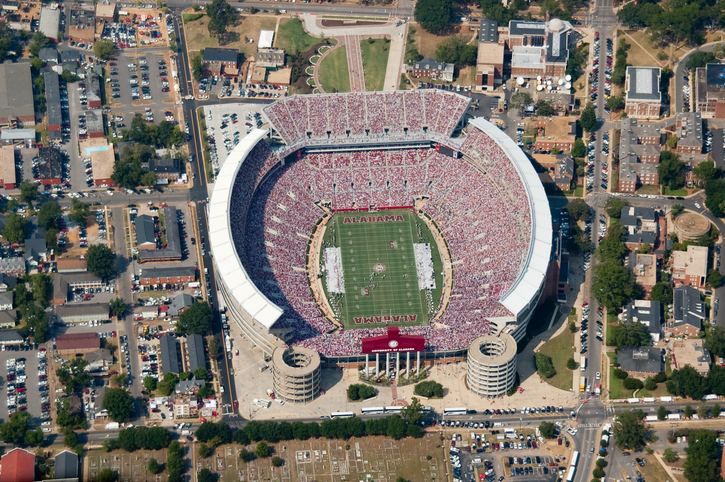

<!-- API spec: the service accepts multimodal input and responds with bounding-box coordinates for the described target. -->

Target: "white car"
[596,372,601,380]
[695,202,702,209]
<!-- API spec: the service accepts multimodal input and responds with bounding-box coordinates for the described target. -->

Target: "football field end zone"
[322,208,431,330]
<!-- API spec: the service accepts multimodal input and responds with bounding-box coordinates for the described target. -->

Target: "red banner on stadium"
[331,206,413,213]
[361,327,425,354]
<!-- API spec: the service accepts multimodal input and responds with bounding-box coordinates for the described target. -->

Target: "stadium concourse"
[208,89,552,362]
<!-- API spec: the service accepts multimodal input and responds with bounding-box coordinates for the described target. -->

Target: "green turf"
[321,209,443,329]
[277,18,319,55]
[318,45,351,93]
[360,38,390,92]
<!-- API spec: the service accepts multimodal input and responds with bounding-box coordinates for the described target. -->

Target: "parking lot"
[202,104,266,180]
[1,347,50,427]
[106,51,177,128]
[197,75,287,101]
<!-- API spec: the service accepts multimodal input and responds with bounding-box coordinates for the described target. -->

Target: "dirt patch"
[320,19,387,27]
[290,42,332,94]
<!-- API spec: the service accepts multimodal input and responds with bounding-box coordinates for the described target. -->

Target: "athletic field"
[321,209,443,330]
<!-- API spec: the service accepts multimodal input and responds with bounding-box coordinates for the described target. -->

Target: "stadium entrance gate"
[361,327,425,379]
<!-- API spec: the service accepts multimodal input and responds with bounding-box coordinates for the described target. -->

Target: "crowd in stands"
[224,128,532,356]
[262,90,471,150]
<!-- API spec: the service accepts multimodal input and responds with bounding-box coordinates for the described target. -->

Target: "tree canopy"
[605,197,629,218]
[29,31,49,58]
[684,429,720,482]
[19,179,38,204]
[102,388,135,422]
[177,301,213,335]
[69,198,91,228]
[206,0,240,42]
[607,321,652,348]
[579,104,597,132]
[123,117,183,148]
[413,380,444,398]
[38,201,61,230]
[705,179,725,216]
[539,421,556,439]
[414,0,452,33]
[595,222,627,263]
[434,35,477,69]
[613,409,646,450]
[666,365,711,400]
[509,92,533,111]
[566,199,590,222]
[705,325,725,358]
[650,282,673,305]
[687,51,717,70]
[2,213,28,245]
[94,39,116,59]
[0,411,35,445]
[86,244,117,279]
[347,384,375,401]
[592,261,639,311]
[535,353,556,378]
[112,143,156,189]
[658,151,686,190]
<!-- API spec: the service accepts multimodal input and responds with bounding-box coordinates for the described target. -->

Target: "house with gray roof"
[0,329,24,344]
[0,257,25,277]
[625,67,662,119]
[673,286,706,337]
[186,333,206,372]
[138,206,182,263]
[618,346,663,379]
[0,274,16,291]
[0,61,35,128]
[159,334,180,375]
[405,58,454,82]
[169,293,194,317]
[623,299,661,342]
[620,206,658,248]
[0,311,16,328]
[134,214,157,249]
[0,290,12,311]
[54,450,79,480]
[175,376,205,394]
[39,6,60,41]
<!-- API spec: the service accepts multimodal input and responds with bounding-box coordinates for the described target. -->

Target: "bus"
[570,451,579,468]
[566,466,576,482]
[330,412,355,419]
[580,378,586,392]
[384,406,403,414]
[360,407,385,414]
[443,407,468,416]
[566,451,579,482]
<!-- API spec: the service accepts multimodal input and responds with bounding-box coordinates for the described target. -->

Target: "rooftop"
[537,116,576,143]
[618,346,663,375]
[673,285,706,331]
[134,214,156,247]
[45,71,62,128]
[0,146,16,187]
[202,48,238,64]
[627,252,657,286]
[55,303,110,318]
[672,245,709,278]
[626,67,661,101]
[56,332,100,351]
[159,334,180,375]
[0,61,34,123]
[186,333,206,372]
[479,18,499,43]
[624,299,661,336]
[139,266,196,280]
[675,111,703,149]
[36,146,63,180]
[671,338,711,374]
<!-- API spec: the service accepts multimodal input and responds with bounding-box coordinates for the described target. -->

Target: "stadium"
[209,90,552,367]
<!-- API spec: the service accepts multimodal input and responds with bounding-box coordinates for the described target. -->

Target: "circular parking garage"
[467,334,518,398]
[272,346,321,403]
[673,211,711,241]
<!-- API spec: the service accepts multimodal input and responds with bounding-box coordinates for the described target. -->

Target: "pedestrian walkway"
[345,35,366,92]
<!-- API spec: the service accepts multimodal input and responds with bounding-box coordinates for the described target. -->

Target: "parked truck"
[580,356,587,372]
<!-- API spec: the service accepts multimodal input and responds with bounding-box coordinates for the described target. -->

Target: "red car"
[39,375,47,380]
[109,62,117,66]
[112,331,117,337]
[16,387,25,393]
[233,401,238,408]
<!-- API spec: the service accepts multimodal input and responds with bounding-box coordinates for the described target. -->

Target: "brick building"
[695,63,725,118]
[405,58,455,82]
[202,48,239,76]
[0,145,16,189]
[508,18,572,80]
[533,117,576,152]
[672,245,708,288]
[36,146,63,185]
[624,67,662,119]
[0,61,35,128]
[139,266,196,286]
[56,332,101,355]
[618,118,662,193]
[673,111,703,155]
[475,19,505,91]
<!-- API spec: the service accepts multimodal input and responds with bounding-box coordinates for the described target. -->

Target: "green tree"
[605,197,629,218]
[199,442,212,458]
[571,138,586,158]
[712,403,722,418]
[566,199,590,222]
[25,427,44,447]
[596,223,627,263]
[414,0,452,33]
[667,135,679,149]
[671,203,684,217]
[509,92,533,111]
[684,429,719,482]
[650,282,673,305]
[685,405,694,418]
[193,366,209,381]
[434,35,477,68]
[536,100,555,116]
[693,161,721,184]
[110,298,126,318]
[191,53,203,81]
[708,269,724,288]
[606,96,624,111]
[613,409,646,450]
[644,378,657,390]
[29,31,49,57]
[206,0,240,42]
[3,213,28,245]
[657,405,667,420]
[666,366,708,400]
[94,39,116,59]
[112,142,154,188]
[255,441,271,458]
[623,377,643,390]
[592,261,639,312]
[686,51,717,70]
[99,469,116,482]
[579,104,597,132]
[539,421,556,438]
[706,179,725,216]
[714,43,725,59]
[143,376,157,392]
[69,198,91,228]
[401,397,424,426]
[86,244,117,279]
[663,447,678,462]
[64,429,79,448]
[608,322,652,348]
[240,448,255,462]
[705,325,725,358]
[535,353,556,378]
[102,388,135,422]
[177,301,213,335]
[0,410,32,445]
[658,151,686,190]
[19,179,38,204]
[148,459,161,474]
[271,456,283,467]
[566,358,577,370]
[413,380,444,398]
[197,469,215,482]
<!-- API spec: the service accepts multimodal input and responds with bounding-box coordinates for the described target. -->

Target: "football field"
[322,209,430,330]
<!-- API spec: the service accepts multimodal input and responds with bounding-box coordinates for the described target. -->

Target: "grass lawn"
[411,27,474,59]
[663,187,688,196]
[575,185,584,197]
[184,15,278,57]
[608,352,635,399]
[277,17,319,54]
[621,32,662,68]
[628,30,687,65]
[537,326,575,391]
[636,382,670,399]
[360,39,390,92]
[182,13,203,23]
[641,454,678,482]
[318,45,351,93]
[636,185,661,195]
